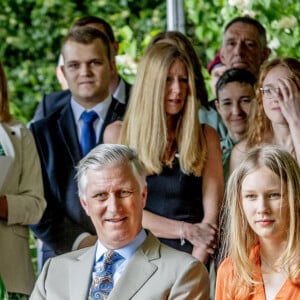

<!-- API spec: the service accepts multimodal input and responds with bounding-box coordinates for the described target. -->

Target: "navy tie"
[88,250,123,300]
[80,111,98,156]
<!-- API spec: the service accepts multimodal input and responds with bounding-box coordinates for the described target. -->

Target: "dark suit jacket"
[32,89,71,122]
[29,97,127,260]
[30,232,210,300]
[32,78,131,122]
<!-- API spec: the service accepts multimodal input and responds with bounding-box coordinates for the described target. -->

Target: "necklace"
[163,136,177,165]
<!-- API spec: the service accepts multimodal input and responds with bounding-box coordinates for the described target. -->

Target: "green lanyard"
[0,143,5,156]
[0,275,7,300]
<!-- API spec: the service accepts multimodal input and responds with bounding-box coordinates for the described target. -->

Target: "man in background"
[30,27,126,267]
[32,16,131,122]
[220,15,271,78]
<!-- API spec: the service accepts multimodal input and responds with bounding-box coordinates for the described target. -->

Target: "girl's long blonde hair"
[220,146,300,299]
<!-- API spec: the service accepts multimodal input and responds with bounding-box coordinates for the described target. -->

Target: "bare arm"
[201,125,224,225]
[103,120,122,144]
[142,210,183,239]
[142,210,217,248]
[192,125,224,262]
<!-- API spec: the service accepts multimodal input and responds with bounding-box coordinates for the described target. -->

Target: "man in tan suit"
[30,144,209,300]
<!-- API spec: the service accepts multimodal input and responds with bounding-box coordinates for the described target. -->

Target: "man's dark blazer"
[32,89,71,122]
[29,96,127,263]
[32,78,131,122]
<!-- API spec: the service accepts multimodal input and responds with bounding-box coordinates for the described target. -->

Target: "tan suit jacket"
[30,232,209,299]
[0,121,46,295]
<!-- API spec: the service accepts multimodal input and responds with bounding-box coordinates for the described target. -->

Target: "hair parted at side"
[119,43,206,176]
[146,31,209,109]
[220,145,300,298]
[76,144,147,199]
[0,61,12,122]
[61,27,112,61]
[246,57,300,148]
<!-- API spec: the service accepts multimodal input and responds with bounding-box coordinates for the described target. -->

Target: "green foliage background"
[1,0,299,123]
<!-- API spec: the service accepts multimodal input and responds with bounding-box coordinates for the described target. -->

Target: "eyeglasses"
[260,86,280,99]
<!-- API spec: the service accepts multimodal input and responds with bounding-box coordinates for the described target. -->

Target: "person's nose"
[80,64,92,76]
[233,42,244,56]
[231,102,242,115]
[106,194,120,213]
[170,79,181,94]
[256,196,270,215]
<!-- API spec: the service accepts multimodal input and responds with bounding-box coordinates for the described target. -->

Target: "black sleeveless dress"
[145,156,204,254]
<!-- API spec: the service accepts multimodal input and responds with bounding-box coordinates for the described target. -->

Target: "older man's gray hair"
[76,144,147,199]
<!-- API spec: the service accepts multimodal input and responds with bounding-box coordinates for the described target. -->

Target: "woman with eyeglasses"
[229,57,300,173]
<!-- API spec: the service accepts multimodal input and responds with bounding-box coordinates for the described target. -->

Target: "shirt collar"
[71,95,112,122]
[95,229,147,262]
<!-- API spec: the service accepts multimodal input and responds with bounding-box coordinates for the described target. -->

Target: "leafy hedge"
[1,0,299,122]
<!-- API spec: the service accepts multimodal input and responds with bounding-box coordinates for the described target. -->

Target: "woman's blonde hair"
[146,31,209,109]
[247,57,300,148]
[119,43,206,175]
[0,62,12,122]
[220,145,300,299]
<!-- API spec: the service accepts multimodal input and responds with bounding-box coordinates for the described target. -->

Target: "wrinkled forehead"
[223,22,262,44]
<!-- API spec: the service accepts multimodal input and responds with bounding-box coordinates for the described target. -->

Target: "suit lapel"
[124,80,132,104]
[69,246,96,300]
[57,104,82,163]
[109,232,160,299]
[55,97,126,149]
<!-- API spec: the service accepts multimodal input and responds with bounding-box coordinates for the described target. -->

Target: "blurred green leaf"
[1,0,299,121]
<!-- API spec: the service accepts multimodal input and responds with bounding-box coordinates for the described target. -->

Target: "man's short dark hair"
[62,27,112,61]
[216,68,257,100]
[71,16,115,43]
[224,15,267,47]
